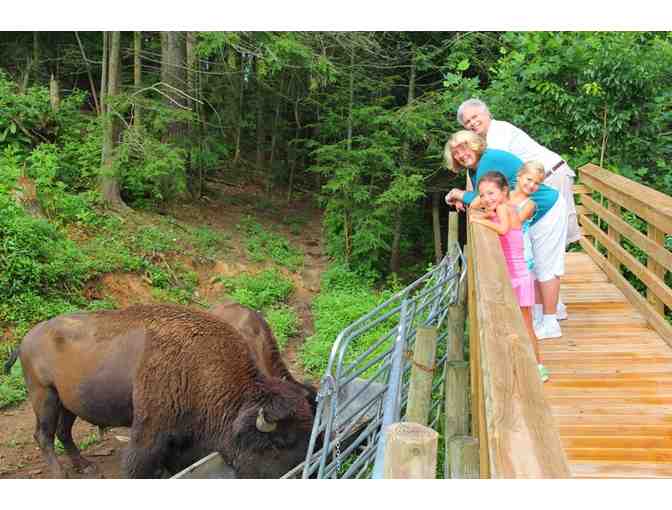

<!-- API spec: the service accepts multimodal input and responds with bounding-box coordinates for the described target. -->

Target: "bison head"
[228,377,315,478]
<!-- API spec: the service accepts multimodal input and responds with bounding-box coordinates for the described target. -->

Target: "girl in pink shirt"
[470,171,548,382]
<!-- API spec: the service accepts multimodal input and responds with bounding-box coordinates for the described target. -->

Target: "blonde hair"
[443,130,487,173]
[518,160,546,180]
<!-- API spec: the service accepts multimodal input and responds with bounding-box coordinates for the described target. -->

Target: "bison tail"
[3,347,19,375]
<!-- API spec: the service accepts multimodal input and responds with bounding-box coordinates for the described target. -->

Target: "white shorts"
[530,195,568,282]
[544,164,580,245]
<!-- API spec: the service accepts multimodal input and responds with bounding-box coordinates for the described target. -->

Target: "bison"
[5,304,316,478]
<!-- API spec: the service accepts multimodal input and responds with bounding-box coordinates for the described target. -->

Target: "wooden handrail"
[577,164,672,343]
[467,220,570,478]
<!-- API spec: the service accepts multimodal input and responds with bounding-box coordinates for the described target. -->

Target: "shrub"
[238,216,304,271]
[219,268,294,310]
[0,360,27,410]
[265,305,300,351]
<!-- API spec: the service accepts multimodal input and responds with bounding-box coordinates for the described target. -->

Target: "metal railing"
[281,246,465,479]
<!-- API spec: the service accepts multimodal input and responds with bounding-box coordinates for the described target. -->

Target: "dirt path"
[0,181,327,479]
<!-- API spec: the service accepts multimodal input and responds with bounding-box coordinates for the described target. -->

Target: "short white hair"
[457,98,491,126]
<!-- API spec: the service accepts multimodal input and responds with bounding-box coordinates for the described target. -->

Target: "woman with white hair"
[444,130,568,340]
[456,98,580,246]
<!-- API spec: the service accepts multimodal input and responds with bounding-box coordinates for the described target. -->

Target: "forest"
[1,31,672,378]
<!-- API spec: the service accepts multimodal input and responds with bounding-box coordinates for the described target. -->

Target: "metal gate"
[281,246,465,479]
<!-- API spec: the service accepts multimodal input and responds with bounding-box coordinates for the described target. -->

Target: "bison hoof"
[82,464,98,475]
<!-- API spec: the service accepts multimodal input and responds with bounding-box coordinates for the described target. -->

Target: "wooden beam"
[444,360,470,477]
[406,327,437,426]
[382,422,438,479]
[469,221,571,478]
[579,237,672,345]
[579,164,672,235]
[448,436,480,479]
[580,216,672,310]
[648,225,667,315]
[581,195,672,271]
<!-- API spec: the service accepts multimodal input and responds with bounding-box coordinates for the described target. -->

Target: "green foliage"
[0,195,92,328]
[117,125,188,204]
[474,32,672,195]
[0,360,27,410]
[265,305,300,350]
[300,263,397,377]
[237,216,303,271]
[190,226,231,262]
[55,431,100,454]
[218,268,294,310]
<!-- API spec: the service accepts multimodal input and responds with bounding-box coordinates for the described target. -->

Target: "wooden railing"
[467,219,570,478]
[576,164,672,342]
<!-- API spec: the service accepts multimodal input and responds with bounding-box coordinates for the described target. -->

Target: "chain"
[335,434,342,473]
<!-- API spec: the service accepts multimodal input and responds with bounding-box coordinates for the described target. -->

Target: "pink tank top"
[495,217,530,281]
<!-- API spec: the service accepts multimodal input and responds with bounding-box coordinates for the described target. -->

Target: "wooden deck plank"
[560,283,627,305]
[570,461,672,479]
[542,252,672,478]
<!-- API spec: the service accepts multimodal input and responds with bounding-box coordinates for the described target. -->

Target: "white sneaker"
[535,319,562,340]
[557,302,568,321]
[533,305,543,324]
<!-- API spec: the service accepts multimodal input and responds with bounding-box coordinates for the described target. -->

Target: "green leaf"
[456,58,470,71]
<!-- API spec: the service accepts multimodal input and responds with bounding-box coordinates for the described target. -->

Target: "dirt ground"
[0,179,327,479]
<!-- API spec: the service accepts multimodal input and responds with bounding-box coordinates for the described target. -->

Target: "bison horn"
[256,407,277,433]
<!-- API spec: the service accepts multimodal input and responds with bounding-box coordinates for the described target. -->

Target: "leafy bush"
[219,268,294,310]
[117,126,188,204]
[0,195,92,326]
[265,305,300,350]
[189,226,230,261]
[238,216,304,271]
[0,360,27,410]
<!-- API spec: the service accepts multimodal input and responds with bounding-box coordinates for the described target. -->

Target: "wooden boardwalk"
[542,252,672,478]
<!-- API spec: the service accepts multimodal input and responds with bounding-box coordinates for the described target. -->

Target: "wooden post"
[383,422,438,479]
[647,225,665,315]
[447,211,459,260]
[444,361,469,478]
[448,436,480,479]
[406,327,437,426]
[432,192,443,263]
[607,200,621,270]
[447,211,466,361]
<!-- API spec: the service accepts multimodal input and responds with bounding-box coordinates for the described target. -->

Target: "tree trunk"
[14,173,46,219]
[347,52,354,151]
[20,32,39,94]
[74,31,100,115]
[389,49,417,274]
[133,31,142,127]
[186,31,202,197]
[287,125,299,205]
[100,31,127,210]
[100,32,108,115]
[267,75,284,193]
[234,52,245,164]
[390,209,403,274]
[255,57,265,172]
[160,31,188,197]
[49,73,60,111]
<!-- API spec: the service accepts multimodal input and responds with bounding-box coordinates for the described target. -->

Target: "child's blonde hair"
[518,160,545,180]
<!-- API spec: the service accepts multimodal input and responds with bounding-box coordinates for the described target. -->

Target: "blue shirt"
[462,148,558,225]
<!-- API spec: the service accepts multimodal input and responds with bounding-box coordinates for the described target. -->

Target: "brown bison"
[5,304,316,478]
[208,300,297,379]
